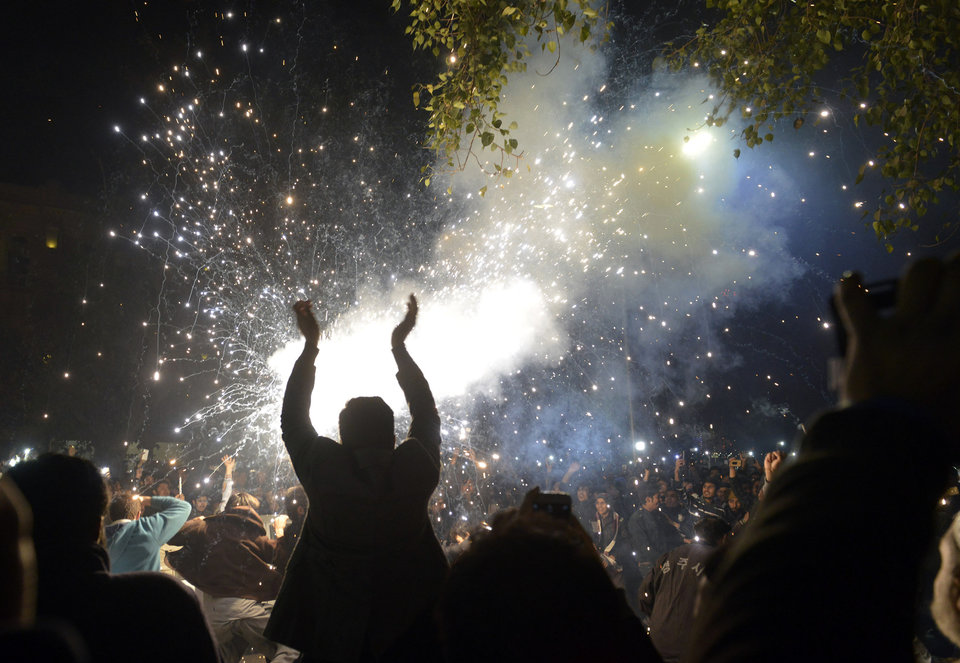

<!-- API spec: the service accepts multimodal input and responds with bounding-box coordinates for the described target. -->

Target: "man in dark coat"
[628,483,685,577]
[265,295,447,662]
[638,517,730,662]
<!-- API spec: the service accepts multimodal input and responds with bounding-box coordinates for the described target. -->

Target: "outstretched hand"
[293,300,320,347]
[764,451,784,482]
[835,255,960,435]
[391,294,418,348]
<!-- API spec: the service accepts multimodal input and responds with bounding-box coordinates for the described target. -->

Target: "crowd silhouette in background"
[4,256,960,662]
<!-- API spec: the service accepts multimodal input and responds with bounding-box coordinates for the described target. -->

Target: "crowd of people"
[4,257,960,662]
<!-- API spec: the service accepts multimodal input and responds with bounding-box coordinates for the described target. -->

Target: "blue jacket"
[106,496,191,573]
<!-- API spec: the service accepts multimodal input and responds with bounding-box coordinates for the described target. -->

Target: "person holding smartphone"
[688,257,960,662]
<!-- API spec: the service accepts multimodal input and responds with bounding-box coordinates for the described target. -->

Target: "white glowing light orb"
[634,441,646,451]
[682,131,714,158]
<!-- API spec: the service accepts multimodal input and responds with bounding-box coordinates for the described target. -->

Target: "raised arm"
[215,455,235,514]
[281,300,322,470]
[391,295,441,454]
[688,257,960,663]
[137,495,192,545]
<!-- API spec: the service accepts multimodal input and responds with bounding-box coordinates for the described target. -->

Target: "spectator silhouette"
[265,295,447,662]
[5,453,219,663]
[0,474,89,662]
[438,487,661,663]
[688,256,960,661]
[638,516,731,662]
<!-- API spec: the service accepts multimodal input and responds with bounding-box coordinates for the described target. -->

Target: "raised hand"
[764,451,784,482]
[391,294,418,349]
[222,455,236,479]
[835,256,960,435]
[293,300,320,347]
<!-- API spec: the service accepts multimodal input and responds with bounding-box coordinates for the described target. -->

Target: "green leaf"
[481,132,494,147]
[547,41,557,53]
[412,90,420,107]
[502,6,517,16]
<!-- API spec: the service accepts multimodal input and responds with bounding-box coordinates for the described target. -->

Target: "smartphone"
[829,278,898,356]
[531,492,572,519]
[730,459,742,468]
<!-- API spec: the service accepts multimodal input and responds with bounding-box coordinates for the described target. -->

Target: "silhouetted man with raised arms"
[265,295,447,663]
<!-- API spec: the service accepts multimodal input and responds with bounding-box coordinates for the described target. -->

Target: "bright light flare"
[268,280,565,436]
[681,131,715,158]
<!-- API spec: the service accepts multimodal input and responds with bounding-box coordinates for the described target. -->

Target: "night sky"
[3,1,956,483]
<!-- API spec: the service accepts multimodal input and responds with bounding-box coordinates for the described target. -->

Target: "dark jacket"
[659,504,695,539]
[33,542,219,663]
[687,400,953,662]
[166,506,281,601]
[592,509,628,564]
[638,542,717,662]
[628,507,684,567]
[265,343,448,662]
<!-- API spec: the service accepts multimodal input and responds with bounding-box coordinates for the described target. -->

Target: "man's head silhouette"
[339,396,395,450]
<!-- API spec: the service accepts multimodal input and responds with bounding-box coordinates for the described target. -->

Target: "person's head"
[933,512,960,646]
[109,491,142,522]
[716,485,730,502]
[693,516,731,547]
[640,484,660,511]
[338,396,394,450]
[594,493,610,515]
[576,484,591,503]
[7,454,108,546]
[664,489,680,508]
[657,479,668,495]
[701,480,717,499]
[192,494,209,514]
[727,491,742,512]
[226,491,261,511]
[283,485,308,528]
[153,480,171,497]
[438,489,643,662]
